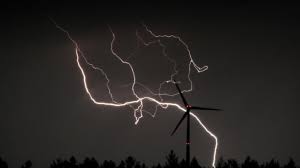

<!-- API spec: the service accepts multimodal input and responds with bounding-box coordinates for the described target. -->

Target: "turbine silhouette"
[171,80,222,168]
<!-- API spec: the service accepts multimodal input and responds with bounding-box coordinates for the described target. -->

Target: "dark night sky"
[1,2,300,168]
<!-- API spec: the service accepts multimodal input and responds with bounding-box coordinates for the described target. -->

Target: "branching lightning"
[52,20,218,168]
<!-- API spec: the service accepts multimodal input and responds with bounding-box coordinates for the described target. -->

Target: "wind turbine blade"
[174,80,188,107]
[171,111,189,136]
[191,106,222,111]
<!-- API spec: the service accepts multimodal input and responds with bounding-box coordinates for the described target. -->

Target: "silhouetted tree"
[165,150,179,168]
[141,163,147,168]
[50,158,62,168]
[21,160,32,168]
[50,158,77,168]
[217,157,226,168]
[0,157,8,168]
[264,159,280,168]
[118,161,125,168]
[125,156,136,168]
[134,161,141,168]
[101,160,116,168]
[69,156,78,168]
[151,163,162,168]
[284,158,296,168]
[226,159,239,168]
[80,157,99,168]
[190,157,202,168]
[179,159,186,168]
[242,156,259,168]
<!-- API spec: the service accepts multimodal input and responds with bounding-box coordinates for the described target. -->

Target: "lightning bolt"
[51,20,218,168]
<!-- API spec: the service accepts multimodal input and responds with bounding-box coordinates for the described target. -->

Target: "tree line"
[0,150,298,168]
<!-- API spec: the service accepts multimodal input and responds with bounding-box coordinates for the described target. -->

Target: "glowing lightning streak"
[142,24,208,95]
[52,20,218,168]
[141,25,217,168]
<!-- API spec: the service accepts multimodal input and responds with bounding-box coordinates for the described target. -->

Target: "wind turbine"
[171,80,222,168]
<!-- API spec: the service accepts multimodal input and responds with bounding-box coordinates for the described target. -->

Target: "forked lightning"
[52,20,219,168]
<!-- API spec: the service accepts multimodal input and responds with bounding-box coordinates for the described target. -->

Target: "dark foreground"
[0,150,298,168]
